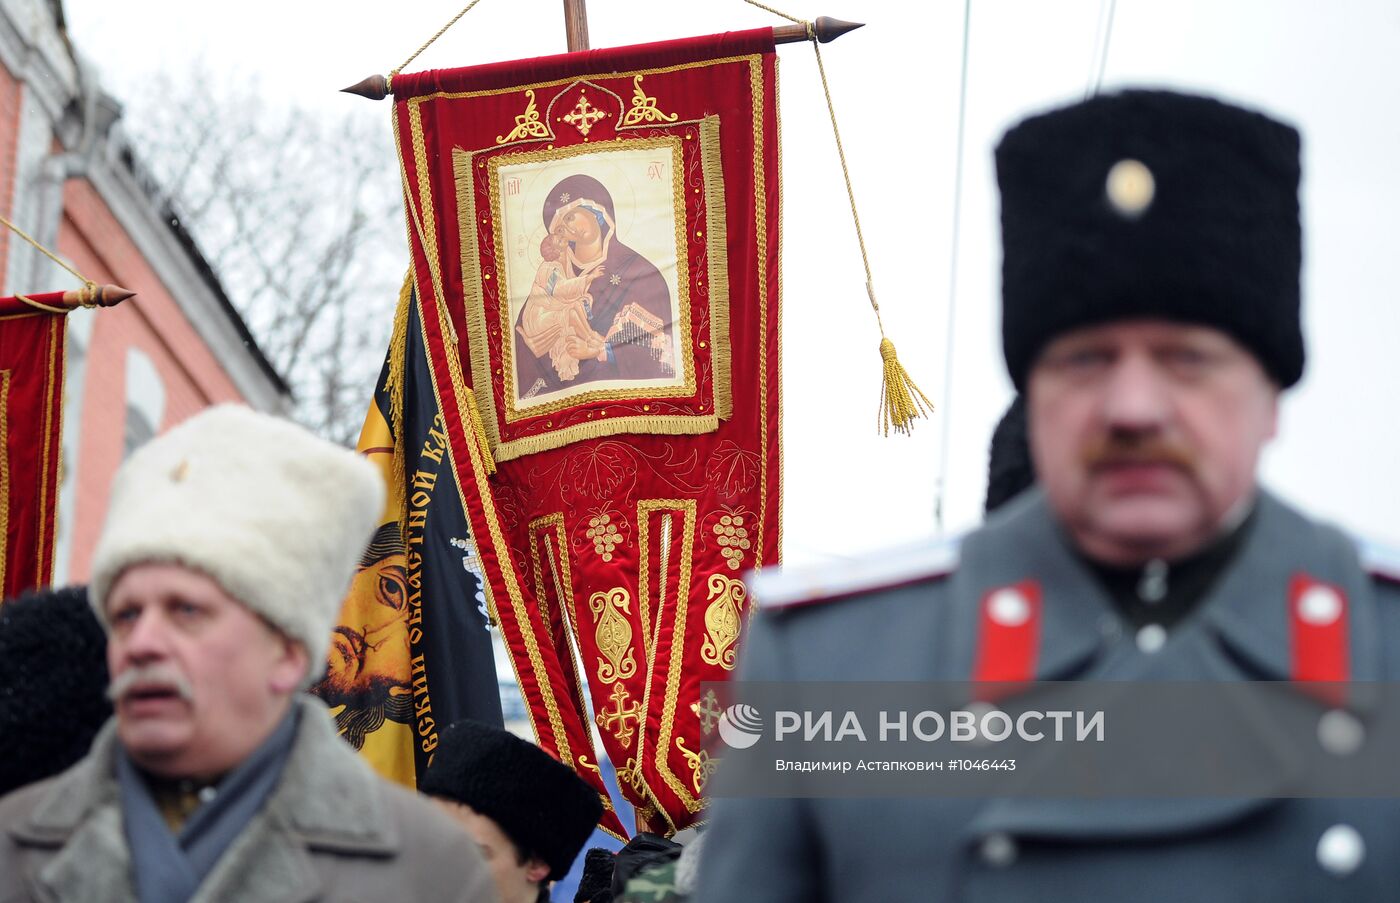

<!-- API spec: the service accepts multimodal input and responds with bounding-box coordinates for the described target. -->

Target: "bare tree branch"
[120,66,404,441]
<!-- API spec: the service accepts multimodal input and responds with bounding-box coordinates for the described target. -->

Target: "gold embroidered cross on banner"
[562,92,609,136]
[596,683,642,746]
[696,689,723,736]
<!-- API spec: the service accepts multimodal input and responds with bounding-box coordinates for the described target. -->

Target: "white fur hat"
[89,404,383,667]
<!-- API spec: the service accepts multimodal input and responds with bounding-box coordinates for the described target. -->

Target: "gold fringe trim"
[452,148,504,456]
[385,270,414,532]
[699,116,733,422]
[878,337,934,436]
[494,413,719,464]
[462,389,497,476]
[0,371,10,592]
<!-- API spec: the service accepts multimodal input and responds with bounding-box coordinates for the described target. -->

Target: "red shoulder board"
[751,537,961,612]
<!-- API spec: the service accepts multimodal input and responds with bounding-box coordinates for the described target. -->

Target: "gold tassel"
[878,337,934,437]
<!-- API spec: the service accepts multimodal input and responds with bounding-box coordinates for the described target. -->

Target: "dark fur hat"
[0,585,110,796]
[996,89,1303,390]
[420,719,603,880]
[574,847,616,903]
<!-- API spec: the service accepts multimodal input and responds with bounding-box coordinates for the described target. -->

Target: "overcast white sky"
[62,0,1400,562]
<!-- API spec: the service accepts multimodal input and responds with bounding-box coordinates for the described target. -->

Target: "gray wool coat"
[0,695,498,903]
[697,489,1400,903]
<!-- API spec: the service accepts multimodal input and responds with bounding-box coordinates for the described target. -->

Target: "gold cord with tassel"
[742,0,934,435]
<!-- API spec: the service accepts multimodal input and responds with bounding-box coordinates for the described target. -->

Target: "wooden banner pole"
[563,0,590,52]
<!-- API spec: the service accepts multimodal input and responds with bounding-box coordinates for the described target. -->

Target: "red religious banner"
[0,294,68,600]
[392,29,780,835]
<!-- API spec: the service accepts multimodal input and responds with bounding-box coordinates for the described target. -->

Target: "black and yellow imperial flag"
[314,278,503,786]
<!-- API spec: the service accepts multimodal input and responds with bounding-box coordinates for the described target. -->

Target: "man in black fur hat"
[0,586,110,796]
[423,719,604,903]
[698,89,1400,902]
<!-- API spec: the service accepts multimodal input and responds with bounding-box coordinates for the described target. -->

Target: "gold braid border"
[774,56,785,560]
[528,512,597,756]
[750,56,772,572]
[635,499,697,827]
[37,316,62,583]
[0,371,10,592]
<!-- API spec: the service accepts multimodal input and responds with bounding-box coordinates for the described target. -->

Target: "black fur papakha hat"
[420,719,603,880]
[574,847,616,903]
[0,585,111,796]
[996,89,1303,391]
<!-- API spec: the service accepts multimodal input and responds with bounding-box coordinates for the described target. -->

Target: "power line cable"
[934,0,973,535]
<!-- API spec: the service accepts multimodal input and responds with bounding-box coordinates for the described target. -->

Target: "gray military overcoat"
[0,695,499,903]
[697,489,1400,902]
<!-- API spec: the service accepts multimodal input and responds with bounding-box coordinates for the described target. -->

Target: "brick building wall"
[0,0,289,588]
[57,179,251,579]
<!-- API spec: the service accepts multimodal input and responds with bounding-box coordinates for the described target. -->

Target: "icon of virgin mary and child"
[514,173,678,400]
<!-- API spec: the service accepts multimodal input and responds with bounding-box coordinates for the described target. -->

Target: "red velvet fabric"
[0,307,66,600]
[0,291,67,317]
[394,31,780,836]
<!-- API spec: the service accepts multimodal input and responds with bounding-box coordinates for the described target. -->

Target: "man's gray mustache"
[107,665,194,703]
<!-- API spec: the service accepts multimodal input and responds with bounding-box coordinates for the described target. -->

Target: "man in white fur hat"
[0,405,497,903]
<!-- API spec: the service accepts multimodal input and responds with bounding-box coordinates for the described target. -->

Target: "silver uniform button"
[987,589,1031,628]
[1316,824,1365,876]
[197,786,218,804]
[980,832,1018,868]
[1298,586,1343,626]
[1136,623,1167,654]
[1105,159,1155,217]
[1318,709,1365,757]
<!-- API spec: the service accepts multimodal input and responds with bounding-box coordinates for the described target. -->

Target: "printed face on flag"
[313,522,415,750]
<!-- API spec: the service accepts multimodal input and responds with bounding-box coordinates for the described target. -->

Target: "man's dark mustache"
[1081,433,1196,471]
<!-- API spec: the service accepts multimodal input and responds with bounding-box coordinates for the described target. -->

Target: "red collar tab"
[1289,573,1349,702]
[973,580,1043,689]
